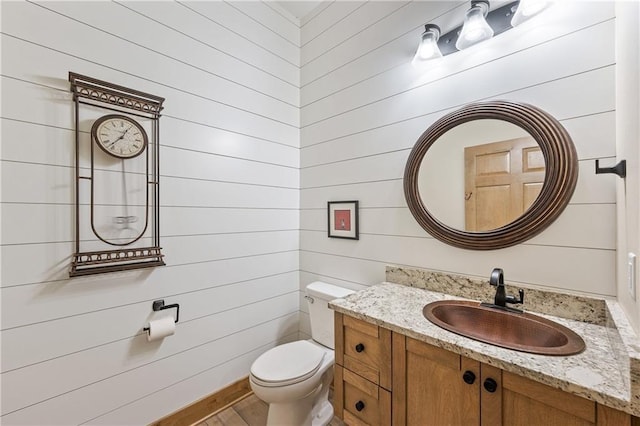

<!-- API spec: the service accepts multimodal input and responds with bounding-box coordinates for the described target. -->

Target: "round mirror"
[404,101,578,250]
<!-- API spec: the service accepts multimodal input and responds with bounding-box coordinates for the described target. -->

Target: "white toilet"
[249,281,354,426]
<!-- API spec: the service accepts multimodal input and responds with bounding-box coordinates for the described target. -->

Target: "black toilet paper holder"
[143,299,180,331]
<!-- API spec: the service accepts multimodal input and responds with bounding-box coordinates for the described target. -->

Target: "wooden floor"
[196,393,345,426]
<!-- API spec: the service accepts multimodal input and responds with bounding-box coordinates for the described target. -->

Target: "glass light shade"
[455,1,494,50]
[511,0,552,27]
[412,25,443,65]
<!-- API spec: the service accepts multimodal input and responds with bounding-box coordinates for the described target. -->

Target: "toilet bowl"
[250,340,334,425]
[249,282,354,426]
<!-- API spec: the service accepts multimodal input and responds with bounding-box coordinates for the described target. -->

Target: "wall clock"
[68,72,165,277]
[91,114,148,159]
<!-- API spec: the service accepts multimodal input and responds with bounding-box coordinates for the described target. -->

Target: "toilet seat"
[250,340,326,387]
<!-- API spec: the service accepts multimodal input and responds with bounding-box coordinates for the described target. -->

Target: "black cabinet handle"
[483,378,498,393]
[462,370,476,385]
[355,400,365,412]
[355,343,365,353]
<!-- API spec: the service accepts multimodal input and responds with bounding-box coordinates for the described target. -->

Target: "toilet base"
[264,384,333,426]
[261,371,334,426]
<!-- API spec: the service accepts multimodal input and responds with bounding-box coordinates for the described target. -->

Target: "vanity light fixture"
[413,0,552,64]
[511,0,553,27]
[412,24,443,66]
[456,1,494,50]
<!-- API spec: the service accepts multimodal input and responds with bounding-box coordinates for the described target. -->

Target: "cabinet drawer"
[335,313,392,389]
[335,365,391,426]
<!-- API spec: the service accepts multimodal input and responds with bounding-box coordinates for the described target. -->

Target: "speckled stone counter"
[330,281,640,416]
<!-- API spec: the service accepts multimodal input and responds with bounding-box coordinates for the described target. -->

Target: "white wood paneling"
[1,252,298,329]
[1,1,301,424]
[1,274,298,373]
[2,73,298,149]
[87,333,299,425]
[180,1,299,68]
[300,1,457,86]
[227,1,301,49]
[0,161,298,208]
[1,313,299,424]
[302,19,615,126]
[300,2,332,28]
[301,1,365,46]
[161,176,299,209]
[300,232,616,296]
[301,204,616,250]
[301,2,614,108]
[300,111,615,169]
[301,65,615,147]
[300,250,388,287]
[4,3,298,124]
[0,1,624,424]
[117,1,299,71]
[161,146,298,188]
[301,179,406,209]
[301,2,409,66]
[304,157,613,205]
[299,0,618,316]
[0,222,298,285]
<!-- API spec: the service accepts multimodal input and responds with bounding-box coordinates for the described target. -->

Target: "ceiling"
[276,1,323,19]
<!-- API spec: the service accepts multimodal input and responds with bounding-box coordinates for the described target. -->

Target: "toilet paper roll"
[146,316,176,342]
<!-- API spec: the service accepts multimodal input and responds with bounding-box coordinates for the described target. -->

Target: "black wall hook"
[595,159,626,178]
[143,299,180,331]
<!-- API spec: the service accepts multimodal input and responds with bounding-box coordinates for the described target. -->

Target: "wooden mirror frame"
[404,101,578,250]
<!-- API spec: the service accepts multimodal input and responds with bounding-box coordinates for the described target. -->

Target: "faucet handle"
[505,289,525,306]
[489,268,504,287]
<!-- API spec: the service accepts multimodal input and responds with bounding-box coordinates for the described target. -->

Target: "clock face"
[91,114,148,159]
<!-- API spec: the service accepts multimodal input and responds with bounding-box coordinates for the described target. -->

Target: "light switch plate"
[628,252,636,300]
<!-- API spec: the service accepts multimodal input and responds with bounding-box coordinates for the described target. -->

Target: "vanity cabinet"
[393,335,631,426]
[334,313,392,425]
[333,313,633,426]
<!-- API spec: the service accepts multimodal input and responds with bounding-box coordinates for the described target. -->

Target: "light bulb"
[511,0,553,27]
[455,1,494,50]
[412,24,443,66]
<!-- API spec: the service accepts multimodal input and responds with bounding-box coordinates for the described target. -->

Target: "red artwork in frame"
[327,201,359,240]
[334,210,351,231]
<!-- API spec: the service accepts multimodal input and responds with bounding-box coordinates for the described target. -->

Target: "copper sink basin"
[423,300,585,356]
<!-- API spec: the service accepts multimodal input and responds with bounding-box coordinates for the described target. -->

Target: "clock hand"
[106,126,133,148]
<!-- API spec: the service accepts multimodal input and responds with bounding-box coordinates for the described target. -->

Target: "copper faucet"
[489,268,524,308]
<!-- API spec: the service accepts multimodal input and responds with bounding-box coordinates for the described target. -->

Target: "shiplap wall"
[0,1,301,424]
[616,0,640,332]
[299,1,618,336]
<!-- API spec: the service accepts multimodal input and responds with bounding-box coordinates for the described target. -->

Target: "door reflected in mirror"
[418,119,546,232]
[404,100,577,250]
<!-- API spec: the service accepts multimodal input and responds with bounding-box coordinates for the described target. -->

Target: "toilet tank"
[306,281,354,349]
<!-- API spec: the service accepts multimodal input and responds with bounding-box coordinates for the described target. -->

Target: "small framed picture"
[328,201,359,240]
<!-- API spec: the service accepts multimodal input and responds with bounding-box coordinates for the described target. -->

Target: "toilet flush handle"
[304,295,314,303]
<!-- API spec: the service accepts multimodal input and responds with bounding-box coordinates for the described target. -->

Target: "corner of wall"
[615,0,640,332]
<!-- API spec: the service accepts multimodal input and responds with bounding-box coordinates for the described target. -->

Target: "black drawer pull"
[462,370,476,385]
[484,378,498,393]
[355,343,365,353]
[355,400,365,411]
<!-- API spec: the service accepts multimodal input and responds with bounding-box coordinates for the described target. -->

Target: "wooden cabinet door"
[501,371,596,426]
[335,312,392,390]
[393,335,481,426]
[500,371,633,426]
[334,365,391,426]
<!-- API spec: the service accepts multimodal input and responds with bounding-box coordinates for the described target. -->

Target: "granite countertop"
[330,282,639,416]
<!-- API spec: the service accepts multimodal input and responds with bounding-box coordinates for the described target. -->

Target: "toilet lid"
[251,340,326,386]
